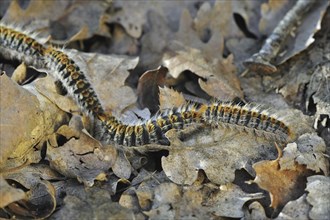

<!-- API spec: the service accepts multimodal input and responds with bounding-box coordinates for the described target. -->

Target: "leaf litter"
[0,0,329,219]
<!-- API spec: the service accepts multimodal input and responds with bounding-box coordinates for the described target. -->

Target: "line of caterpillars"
[0,23,292,147]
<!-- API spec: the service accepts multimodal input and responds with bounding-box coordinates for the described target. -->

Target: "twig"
[243,0,316,74]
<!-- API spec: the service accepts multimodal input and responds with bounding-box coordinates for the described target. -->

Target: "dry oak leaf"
[305,175,330,219]
[162,105,316,184]
[139,10,173,69]
[2,163,64,193]
[0,74,67,167]
[5,180,57,219]
[0,175,25,208]
[51,186,134,220]
[163,43,243,100]
[279,133,329,175]
[105,0,199,38]
[119,171,170,214]
[140,178,263,219]
[2,0,112,42]
[136,66,168,112]
[2,164,60,219]
[11,62,27,85]
[161,126,279,185]
[194,1,257,40]
[47,125,117,187]
[159,86,186,110]
[2,0,70,25]
[163,9,243,100]
[276,194,310,220]
[205,183,264,218]
[251,145,312,209]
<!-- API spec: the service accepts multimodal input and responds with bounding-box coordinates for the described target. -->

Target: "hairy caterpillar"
[200,102,291,142]
[0,23,46,68]
[95,103,203,146]
[44,47,105,116]
[95,101,292,146]
[0,23,105,117]
[0,23,292,147]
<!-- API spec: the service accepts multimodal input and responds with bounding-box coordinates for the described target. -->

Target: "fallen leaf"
[112,148,132,180]
[198,54,243,100]
[136,66,168,112]
[161,126,279,186]
[246,201,269,220]
[276,194,310,220]
[11,62,27,85]
[139,10,172,69]
[2,0,70,25]
[205,183,264,218]
[105,1,199,39]
[3,0,112,43]
[162,9,243,100]
[305,175,330,219]
[279,133,329,175]
[2,164,64,191]
[51,185,134,220]
[251,145,311,209]
[2,164,62,218]
[194,1,249,40]
[0,175,25,208]
[33,76,81,115]
[47,125,117,187]
[159,86,186,110]
[0,74,67,167]
[6,180,56,219]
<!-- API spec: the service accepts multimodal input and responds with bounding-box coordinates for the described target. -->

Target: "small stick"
[243,0,316,74]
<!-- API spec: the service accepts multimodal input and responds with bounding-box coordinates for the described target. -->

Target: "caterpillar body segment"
[0,23,45,68]
[200,102,291,142]
[44,47,105,116]
[96,103,203,146]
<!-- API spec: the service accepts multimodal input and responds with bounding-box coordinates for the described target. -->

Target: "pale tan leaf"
[276,194,310,220]
[205,183,264,218]
[47,126,117,187]
[0,175,26,208]
[159,87,186,109]
[279,133,329,175]
[0,74,67,167]
[306,175,330,219]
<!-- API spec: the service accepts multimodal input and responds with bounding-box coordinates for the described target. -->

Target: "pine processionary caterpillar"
[43,47,105,116]
[95,103,203,146]
[0,23,45,68]
[199,102,292,142]
[0,23,106,117]
[95,101,292,146]
[0,23,292,147]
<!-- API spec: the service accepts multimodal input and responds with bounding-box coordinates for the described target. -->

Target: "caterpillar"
[95,103,203,146]
[43,47,105,116]
[0,23,292,147]
[95,101,292,146]
[0,23,45,68]
[199,102,292,142]
[0,23,105,117]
